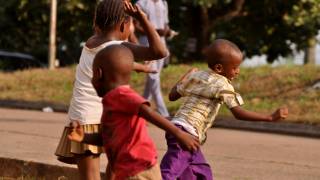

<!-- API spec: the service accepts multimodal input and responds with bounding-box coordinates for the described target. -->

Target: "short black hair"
[205,39,242,68]
[94,0,127,32]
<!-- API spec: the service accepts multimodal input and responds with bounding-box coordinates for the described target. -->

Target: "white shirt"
[67,40,123,125]
[137,0,169,30]
[137,0,168,46]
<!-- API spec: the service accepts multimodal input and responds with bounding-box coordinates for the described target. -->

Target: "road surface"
[0,108,319,180]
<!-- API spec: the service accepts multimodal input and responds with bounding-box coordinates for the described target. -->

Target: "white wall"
[242,34,320,67]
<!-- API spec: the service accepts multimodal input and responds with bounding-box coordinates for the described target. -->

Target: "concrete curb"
[0,157,106,179]
[0,100,319,138]
[0,157,78,179]
[0,99,68,112]
[214,118,320,138]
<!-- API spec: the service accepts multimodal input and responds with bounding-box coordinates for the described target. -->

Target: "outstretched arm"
[230,106,288,122]
[168,86,181,101]
[169,68,198,101]
[122,2,168,61]
[139,104,200,152]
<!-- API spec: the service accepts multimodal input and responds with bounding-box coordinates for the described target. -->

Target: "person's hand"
[167,30,179,40]
[134,62,157,73]
[67,121,84,142]
[271,107,288,121]
[136,64,158,74]
[187,67,198,74]
[175,130,200,152]
[144,60,153,65]
[124,1,146,20]
[179,67,198,83]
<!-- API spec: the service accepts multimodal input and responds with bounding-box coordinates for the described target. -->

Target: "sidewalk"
[1,108,320,179]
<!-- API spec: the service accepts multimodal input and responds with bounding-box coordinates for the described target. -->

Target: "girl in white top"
[55,1,168,179]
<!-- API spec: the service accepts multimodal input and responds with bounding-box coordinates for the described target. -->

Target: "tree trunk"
[304,37,316,65]
[198,6,210,56]
[49,0,57,70]
[196,0,245,58]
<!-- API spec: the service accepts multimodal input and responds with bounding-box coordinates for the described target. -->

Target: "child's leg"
[127,163,162,180]
[161,126,213,180]
[178,149,213,180]
[75,153,101,180]
[160,132,193,180]
[143,60,169,117]
[106,163,115,180]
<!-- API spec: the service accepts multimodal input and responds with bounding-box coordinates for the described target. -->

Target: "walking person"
[135,0,174,117]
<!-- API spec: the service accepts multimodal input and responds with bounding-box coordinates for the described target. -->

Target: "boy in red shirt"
[68,44,199,179]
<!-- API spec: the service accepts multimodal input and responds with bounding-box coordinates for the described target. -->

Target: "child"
[55,1,169,179]
[160,39,289,180]
[68,44,200,179]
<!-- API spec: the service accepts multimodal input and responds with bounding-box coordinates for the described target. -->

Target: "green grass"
[0,63,319,124]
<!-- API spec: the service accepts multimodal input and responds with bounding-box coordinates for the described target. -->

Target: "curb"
[0,99,68,112]
[0,157,78,179]
[214,118,320,138]
[0,157,106,179]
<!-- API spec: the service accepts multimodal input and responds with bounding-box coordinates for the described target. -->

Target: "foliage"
[0,0,49,61]
[0,0,96,65]
[57,0,96,65]
[168,0,320,62]
[167,0,245,61]
[214,0,320,62]
[1,0,320,63]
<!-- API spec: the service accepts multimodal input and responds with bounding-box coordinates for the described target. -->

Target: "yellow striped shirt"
[174,69,244,144]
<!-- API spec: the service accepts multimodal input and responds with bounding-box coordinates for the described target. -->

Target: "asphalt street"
[0,108,319,180]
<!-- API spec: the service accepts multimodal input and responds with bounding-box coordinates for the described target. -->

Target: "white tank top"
[67,40,123,125]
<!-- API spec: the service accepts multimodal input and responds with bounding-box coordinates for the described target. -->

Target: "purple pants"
[160,126,213,180]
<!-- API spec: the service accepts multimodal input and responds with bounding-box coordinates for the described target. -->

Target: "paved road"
[0,108,319,180]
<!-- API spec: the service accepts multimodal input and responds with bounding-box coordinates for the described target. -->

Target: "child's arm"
[169,68,198,101]
[133,62,157,73]
[68,121,103,146]
[230,106,288,122]
[128,31,139,44]
[139,104,200,152]
[122,2,168,61]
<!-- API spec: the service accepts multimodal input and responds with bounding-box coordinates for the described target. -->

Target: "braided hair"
[94,0,128,32]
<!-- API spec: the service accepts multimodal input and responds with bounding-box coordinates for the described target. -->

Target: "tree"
[0,0,96,65]
[1,0,320,64]
[167,0,245,60]
[168,0,320,63]
[0,0,50,61]
[216,0,320,63]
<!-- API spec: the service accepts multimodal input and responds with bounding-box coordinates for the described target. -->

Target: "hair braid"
[95,0,126,32]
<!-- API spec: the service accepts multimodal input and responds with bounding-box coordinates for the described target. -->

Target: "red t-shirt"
[101,85,157,179]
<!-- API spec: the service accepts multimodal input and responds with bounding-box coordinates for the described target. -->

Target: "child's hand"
[167,30,179,40]
[271,107,289,121]
[180,67,198,83]
[138,63,157,74]
[124,1,145,20]
[187,67,198,75]
[176,130,200,152]
[133,62,157,74]
[67,121,84,142]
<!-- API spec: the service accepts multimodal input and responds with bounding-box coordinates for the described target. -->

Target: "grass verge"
[0,63,319,124]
